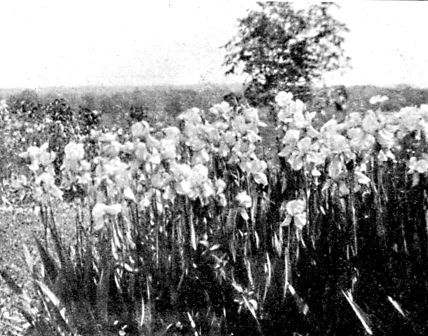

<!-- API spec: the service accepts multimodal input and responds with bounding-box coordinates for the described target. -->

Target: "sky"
[0,0,427,89]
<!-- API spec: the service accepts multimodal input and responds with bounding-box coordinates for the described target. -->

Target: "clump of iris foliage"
[1,92,427,336]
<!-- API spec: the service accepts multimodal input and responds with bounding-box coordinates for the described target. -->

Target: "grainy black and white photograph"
[0,1,427,335]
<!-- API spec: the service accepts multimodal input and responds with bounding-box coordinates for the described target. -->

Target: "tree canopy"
[224,2,350,105]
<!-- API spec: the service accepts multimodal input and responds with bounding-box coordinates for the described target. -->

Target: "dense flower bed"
[1,93,428,335]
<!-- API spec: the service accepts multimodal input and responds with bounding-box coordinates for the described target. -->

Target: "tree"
[224,2,350,105]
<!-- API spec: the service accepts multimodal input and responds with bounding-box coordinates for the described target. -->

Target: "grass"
[0,203,77,336]
[0,206,36,335]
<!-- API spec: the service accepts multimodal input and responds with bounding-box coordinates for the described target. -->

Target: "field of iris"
[0,86,428,335]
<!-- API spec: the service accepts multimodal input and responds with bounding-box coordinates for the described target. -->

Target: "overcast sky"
[0,1,427,88]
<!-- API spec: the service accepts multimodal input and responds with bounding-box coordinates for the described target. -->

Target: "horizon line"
[1,82,428,92]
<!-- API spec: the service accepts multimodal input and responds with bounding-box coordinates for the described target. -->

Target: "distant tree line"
[4,85,428,129]
[3,86,235,128]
